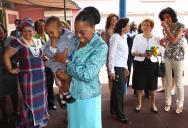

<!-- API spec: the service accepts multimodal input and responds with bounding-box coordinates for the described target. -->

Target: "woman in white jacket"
[132,19,162,113]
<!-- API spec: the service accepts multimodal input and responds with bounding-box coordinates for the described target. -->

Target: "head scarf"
[19,17,34,32]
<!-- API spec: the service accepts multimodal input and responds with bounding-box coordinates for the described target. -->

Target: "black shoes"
[63,93,75,103]
[57,96,67,109]
[118,118,131,124]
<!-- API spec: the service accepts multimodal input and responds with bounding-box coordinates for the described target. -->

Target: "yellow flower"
[151,46,159,56]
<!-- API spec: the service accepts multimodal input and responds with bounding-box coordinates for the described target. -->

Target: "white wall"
[75,0,188,85]
[44,10,74,30]
[75,0,188,37]
[75,0,119,30]
[127,0,188,36]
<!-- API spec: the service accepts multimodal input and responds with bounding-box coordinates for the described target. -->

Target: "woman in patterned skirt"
[4,18,49,128]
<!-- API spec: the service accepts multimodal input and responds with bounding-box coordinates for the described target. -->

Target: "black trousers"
[110,67,127,119]
[45,67,55,107]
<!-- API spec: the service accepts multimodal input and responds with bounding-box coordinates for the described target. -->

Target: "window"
[8,14,17,24]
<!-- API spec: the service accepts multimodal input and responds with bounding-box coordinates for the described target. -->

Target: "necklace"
[143,34,153,42]
[143,34,152,39]
[22,38,40,57]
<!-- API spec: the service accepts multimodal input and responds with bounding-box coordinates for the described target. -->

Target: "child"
[44,16,76,107]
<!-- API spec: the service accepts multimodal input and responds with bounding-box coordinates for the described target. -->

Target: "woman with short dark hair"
[159,7,186,114]
[108,18,130,124]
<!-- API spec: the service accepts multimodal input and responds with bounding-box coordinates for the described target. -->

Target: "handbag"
[156,57,165,77]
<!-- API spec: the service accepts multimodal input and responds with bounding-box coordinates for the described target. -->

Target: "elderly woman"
[108,18,130,123]
[159,7,186,114]
[55,7,108,128]
[0,24,18,123]
[4,18,49,127]
[132,19,161,113]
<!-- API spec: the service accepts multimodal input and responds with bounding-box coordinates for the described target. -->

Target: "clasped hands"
[135,51,152,59]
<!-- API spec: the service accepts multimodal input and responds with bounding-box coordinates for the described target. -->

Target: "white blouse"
[108,33,128,74]
[132,34,161,62]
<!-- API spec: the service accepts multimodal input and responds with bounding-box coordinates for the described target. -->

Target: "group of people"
[0,6,187,128]
[0,6,108,128]
[102,6,187,125]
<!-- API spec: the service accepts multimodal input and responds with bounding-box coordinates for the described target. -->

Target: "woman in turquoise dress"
[55,7,108,128]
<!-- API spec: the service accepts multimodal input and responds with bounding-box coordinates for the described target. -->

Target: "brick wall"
[16,4,45,21]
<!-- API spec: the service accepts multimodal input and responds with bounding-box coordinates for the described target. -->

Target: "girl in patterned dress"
[43,16,76,107]
[4,18,49,128]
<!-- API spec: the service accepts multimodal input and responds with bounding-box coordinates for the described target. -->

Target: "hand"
[161,21,167,28]
[124,69,129,82]
[124,69,129,77]
[133,52,144,57]
[145,51,152,59]
[138,53,145,57]
[110,73,115,81]
[160,38,167,47]
[42,55,49,62]
[9,68,20,75]
[54,48,68,63]
[56,69,70,81]
[161,21,170,32]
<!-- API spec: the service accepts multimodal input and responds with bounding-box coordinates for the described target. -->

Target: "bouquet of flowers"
[145,46,160,58]
[151,46,160,57]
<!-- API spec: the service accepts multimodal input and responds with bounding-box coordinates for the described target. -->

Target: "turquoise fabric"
[67,33,108,100]
[67,95,102,128]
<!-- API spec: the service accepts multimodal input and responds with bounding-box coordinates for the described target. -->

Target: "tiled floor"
[1,85,188,128]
